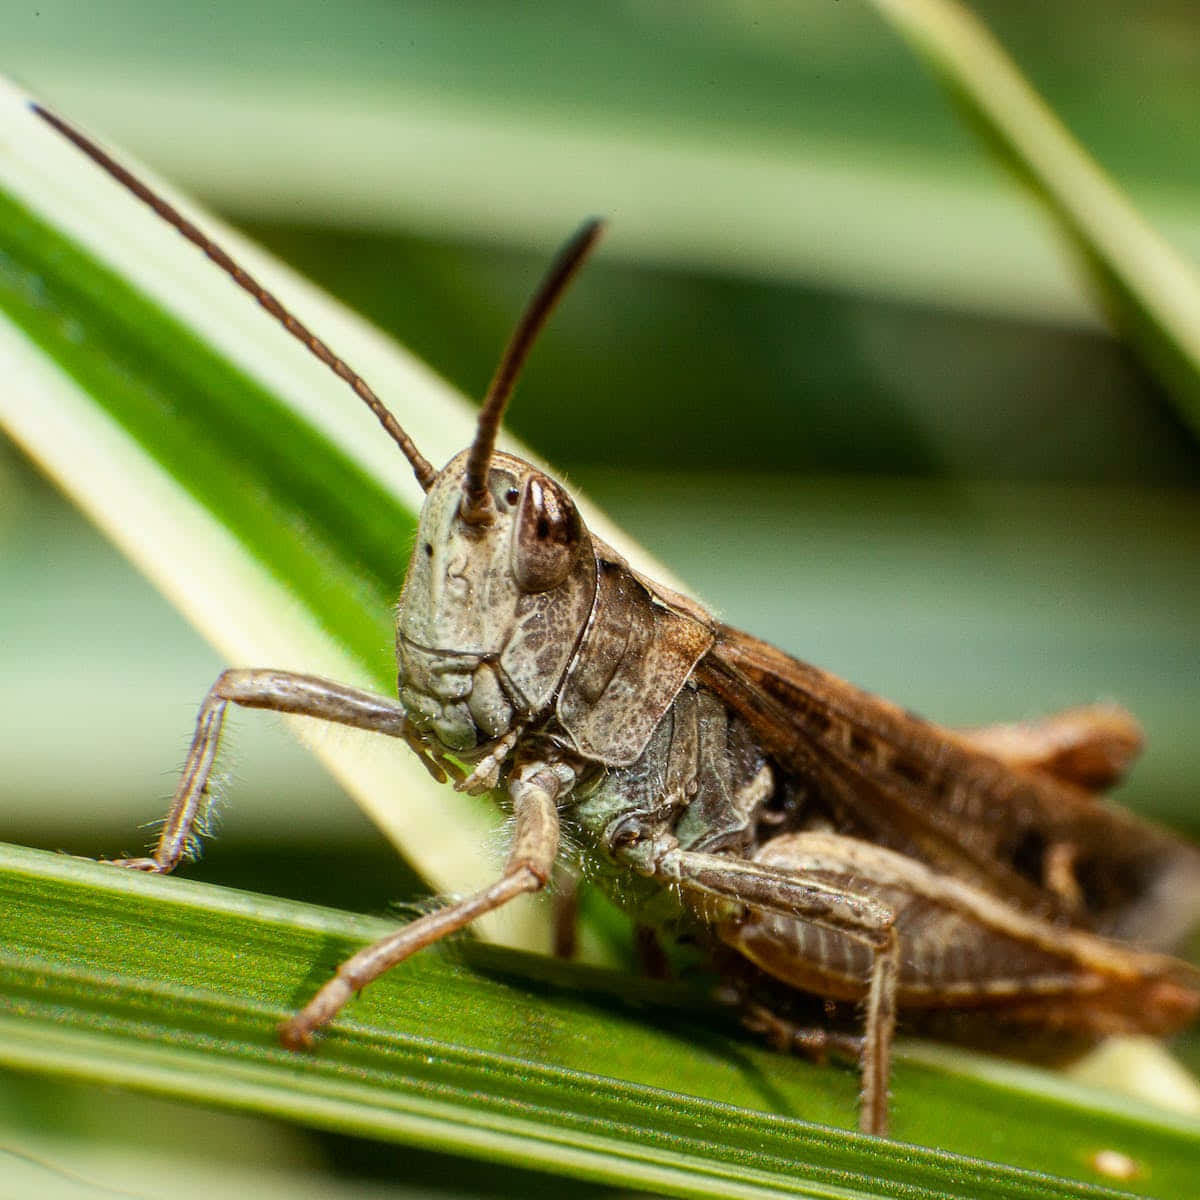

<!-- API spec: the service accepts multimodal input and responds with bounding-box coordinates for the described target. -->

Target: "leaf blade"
[5,842,1196,1200]
[866,0,1200,442]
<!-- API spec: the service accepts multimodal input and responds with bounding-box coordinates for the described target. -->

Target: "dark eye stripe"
[513,475,581,591]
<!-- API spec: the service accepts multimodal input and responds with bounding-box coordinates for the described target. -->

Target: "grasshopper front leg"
[655,848,899,1136]
[111,665,570,1047]
[110,668,435,874]
[279,760,568,1048]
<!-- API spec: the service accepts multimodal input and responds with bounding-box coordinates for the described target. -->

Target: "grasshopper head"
[183,213,609,760]
[392,219,606,758]
[31,104,607,765]
[395,448,596,753]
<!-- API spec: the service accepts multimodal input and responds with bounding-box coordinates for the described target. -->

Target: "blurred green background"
[2,1,1199,1195]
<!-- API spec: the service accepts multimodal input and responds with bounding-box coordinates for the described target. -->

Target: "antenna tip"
[576,217,607,249]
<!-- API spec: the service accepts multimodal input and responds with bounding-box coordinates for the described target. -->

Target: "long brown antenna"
[31,102,438,492]
[459,218,605,525]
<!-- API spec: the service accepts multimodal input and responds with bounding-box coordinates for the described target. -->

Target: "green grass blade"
[13,1,1199,330]
[4,842,1199,1200]
[866,0,1200,441]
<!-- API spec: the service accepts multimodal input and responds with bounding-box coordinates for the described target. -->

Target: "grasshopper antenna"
[459,217,605,525]
[30,102,438,492]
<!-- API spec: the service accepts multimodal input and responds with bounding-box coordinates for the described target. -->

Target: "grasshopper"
[34,104,1200,1138]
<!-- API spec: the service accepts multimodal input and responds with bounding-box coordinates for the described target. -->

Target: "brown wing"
[696,624,1200,948]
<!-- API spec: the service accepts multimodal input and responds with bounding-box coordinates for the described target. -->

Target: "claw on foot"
[278,1017,315,1051]
[101,856,163,873]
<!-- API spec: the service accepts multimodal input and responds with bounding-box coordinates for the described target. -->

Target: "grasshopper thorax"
[395,449,597,753]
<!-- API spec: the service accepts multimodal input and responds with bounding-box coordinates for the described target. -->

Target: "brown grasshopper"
[34,104,1200,1138]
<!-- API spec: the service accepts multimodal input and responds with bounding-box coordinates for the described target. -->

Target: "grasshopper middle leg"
[657,848,899,1136]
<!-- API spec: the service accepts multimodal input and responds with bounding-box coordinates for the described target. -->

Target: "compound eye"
[512,474,582,592]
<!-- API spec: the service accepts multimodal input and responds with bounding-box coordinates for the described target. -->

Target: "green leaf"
[865,0,1200,443]
[10,1,1199,330]
[5,842,1199,1200]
